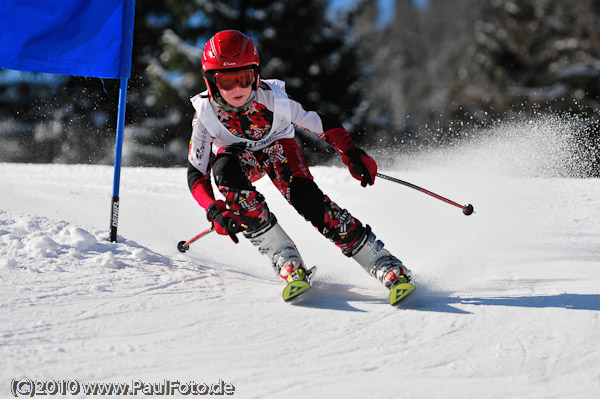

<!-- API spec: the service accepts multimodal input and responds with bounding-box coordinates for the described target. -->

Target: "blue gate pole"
[109,77,129,242]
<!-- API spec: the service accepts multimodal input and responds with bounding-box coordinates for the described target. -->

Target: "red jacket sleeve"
[323,127,357,155]
[187,161,215,210]
[191,175,216,210]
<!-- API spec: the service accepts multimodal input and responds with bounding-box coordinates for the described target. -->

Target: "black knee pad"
[289,177,325,230]
[212,153,253,190]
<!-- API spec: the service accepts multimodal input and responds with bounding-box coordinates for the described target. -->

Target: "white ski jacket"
[188,79,328,175]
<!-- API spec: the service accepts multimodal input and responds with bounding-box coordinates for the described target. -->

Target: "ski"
[281,266,414,305]
[389,282,416,306]
[282,266,317,302]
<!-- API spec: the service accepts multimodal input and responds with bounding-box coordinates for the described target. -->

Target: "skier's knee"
[212,154,252,190]
[290,177,325,229]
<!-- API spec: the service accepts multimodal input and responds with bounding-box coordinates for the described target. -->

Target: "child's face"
[219,85,252,108]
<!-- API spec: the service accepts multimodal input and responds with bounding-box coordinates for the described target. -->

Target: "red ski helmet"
[202,30,260,99]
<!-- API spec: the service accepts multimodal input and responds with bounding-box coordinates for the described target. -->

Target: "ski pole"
[177,226,214,253]
[376,173,474,216]
[177,219,241,253]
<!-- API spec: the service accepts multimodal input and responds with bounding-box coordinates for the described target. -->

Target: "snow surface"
[1,117,599,398]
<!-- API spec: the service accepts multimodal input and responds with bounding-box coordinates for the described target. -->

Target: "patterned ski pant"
[212,138,366,255]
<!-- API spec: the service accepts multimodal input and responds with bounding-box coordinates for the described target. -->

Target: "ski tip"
[389,282,416,306]
[283,280,311,302]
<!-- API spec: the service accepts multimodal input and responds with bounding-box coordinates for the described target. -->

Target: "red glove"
[206,200,243,243]
[342,148,377,187]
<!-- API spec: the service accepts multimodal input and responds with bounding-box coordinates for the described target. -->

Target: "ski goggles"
[214,69,255,90]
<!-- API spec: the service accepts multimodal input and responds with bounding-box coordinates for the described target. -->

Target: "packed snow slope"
[1,117,599,398]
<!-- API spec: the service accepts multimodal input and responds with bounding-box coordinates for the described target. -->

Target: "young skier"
[187,30,412,296]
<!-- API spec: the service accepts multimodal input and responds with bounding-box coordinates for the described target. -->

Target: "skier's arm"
[318,114,356,155]
[187,113,243,241]
[188,114,216,209]
[187,161,215,209]
[287,98,353,152]
[188,161,242,242]
[289,98,377,187]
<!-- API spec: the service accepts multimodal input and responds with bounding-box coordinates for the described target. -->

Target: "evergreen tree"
[442,0,600,174]
[354,0,484,153]
[453,0,600,126]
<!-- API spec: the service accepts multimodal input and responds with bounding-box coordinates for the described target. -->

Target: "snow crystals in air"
[1,113,599,399]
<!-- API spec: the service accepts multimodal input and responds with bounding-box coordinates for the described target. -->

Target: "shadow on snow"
[403,291,600,314]
[288,282,600,314]
[457,293,600,311]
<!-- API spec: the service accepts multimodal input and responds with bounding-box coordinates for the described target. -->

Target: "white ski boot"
[351,231,411,289]
[244,216,307,283]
